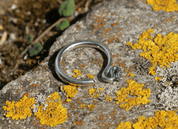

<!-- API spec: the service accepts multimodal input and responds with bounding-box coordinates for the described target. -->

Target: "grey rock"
[1,0,178,128]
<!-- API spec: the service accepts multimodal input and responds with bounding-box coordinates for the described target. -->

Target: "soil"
[0,0,107,89]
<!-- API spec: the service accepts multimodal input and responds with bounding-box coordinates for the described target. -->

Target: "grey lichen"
[32,93,48,113]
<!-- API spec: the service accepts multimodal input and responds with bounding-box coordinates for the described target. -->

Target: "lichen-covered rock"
[1,0,178,128]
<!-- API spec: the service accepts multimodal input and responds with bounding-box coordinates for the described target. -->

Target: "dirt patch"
[0,0,107,89]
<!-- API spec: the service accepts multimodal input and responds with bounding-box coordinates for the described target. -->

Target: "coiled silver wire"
[55,40,122,86]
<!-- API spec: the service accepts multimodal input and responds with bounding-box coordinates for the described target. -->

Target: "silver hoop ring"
[55,40,122,86]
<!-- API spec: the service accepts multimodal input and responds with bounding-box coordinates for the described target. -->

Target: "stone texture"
[1,0,178,128]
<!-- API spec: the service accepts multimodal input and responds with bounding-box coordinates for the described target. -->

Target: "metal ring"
[55,40,122,86]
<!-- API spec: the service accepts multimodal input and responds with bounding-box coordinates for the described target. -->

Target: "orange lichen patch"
[108,38,112,43]
[112,53,119,58]
[147,0,178,12]
[105,95,112,102]
[34,92,68,127]
[108,35,117,44]
[62,85,79,102]
[99,115,105,120]
[115,79,152,111]
[88,104,96,111]
[95,18,104,23]
[98,23,103,29]
[155,76,163,81]
[89,88,101,98]
[127,29,178,75]
[79,64,85,69]
[3,95,35,120]
[115,38,120,42]
[116,110,178,129]
[24,92,30,97]
[119,63,122,67]
[80,104,86,109]
[87,74,95,79]
[118,59,122,61]
[92,16,106,30]
[73,120,83,126]
[103,28,112,33]
[111,22,120,27]
[30,83,40,87]
[112,110,116,115]
[72,69,82,78]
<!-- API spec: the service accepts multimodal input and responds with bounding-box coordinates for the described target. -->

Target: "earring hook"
[55,40,122,86]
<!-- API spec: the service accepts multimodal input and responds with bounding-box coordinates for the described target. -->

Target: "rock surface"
[1,0,178,128]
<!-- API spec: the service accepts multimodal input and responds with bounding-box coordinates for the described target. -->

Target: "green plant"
[56,19,70,30]
[26,34,33,43]
[21,0,75,57]
[59,0,75,16]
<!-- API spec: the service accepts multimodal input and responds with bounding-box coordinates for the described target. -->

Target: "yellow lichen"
[147,0,178,12]
[127,72,134,77]
[73,69,82,78]
[165,82,169,85]
[80,104,86,109]
[34,92,67,127]
[115,79,152,111]
[3,95,35,120]
[88,104,96,111]
[62,85,79,102]
[105,95,112,102]
[116,121,132,129]
[116,110,178,129]
[87,74,95,79]
[155,76,163,81]
[99,87,104,91]
[89,88,101,98]
[127,29,178,75]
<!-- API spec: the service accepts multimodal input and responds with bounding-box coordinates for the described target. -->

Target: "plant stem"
[21,0,90,57]
[21,17,66,57]
[32,17,65,43]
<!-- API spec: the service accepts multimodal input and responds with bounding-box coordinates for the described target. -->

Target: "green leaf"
[56,19,70,30]
[26,34,33,43]
[59,0,75,16]
[21,48,28,56]
[28,42,43,57]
